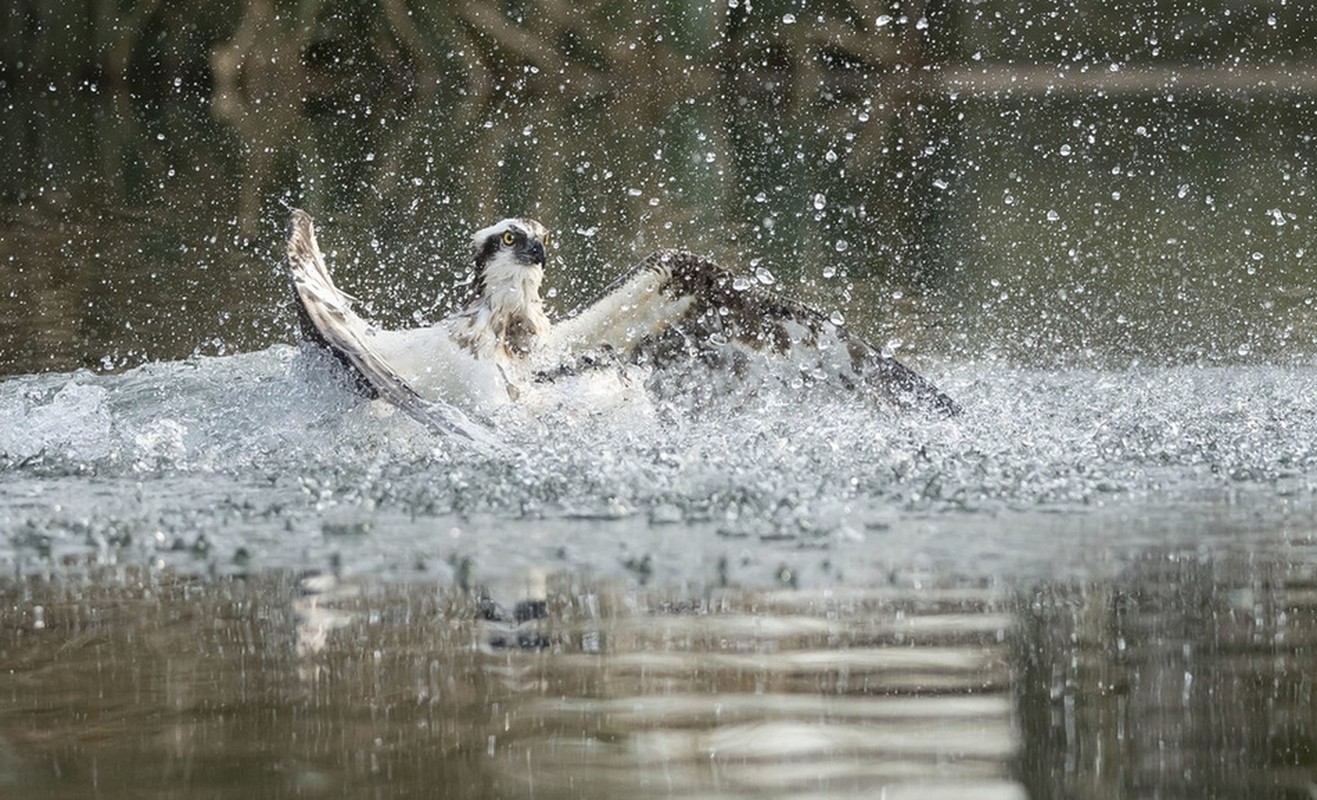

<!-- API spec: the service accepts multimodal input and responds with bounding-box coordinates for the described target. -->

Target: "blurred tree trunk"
[211,0,319,236]
[99,0,165,88]
[211,0,318,120]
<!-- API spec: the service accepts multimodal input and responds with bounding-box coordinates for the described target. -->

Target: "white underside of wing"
[542,267,696,361]
[371,324,654,421]
[368,326,510,417]
[312,317,652,430]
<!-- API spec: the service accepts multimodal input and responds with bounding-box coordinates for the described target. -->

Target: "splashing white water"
[0,347,1314,584]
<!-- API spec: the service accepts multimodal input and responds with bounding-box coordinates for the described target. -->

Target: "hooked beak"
[523,239,546,266]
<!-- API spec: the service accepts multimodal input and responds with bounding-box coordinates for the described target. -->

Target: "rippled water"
[2,571,1025,799]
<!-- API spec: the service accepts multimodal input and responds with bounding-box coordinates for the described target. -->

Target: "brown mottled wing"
[549,250,959,415]
[285,210,503,451]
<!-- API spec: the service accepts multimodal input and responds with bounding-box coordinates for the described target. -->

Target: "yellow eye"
[502,231,516,246]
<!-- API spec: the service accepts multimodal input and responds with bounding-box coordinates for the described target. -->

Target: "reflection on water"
[4,548,1317,798]
[1019,543,1317,799]
[0,569,1021,798]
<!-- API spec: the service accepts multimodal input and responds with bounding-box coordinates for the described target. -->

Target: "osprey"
[285,210,957,449]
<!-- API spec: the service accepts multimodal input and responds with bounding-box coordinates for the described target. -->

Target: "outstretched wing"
[285,210,502,452]
[547,250,959,416]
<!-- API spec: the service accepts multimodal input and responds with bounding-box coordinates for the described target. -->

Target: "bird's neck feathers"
[452,252,550,360]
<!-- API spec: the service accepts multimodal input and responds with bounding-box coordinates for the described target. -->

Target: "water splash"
[0,347,1314,584]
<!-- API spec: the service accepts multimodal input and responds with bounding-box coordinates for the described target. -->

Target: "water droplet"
[1059,144,1072,156]
[754,267,776,286]
[932,178,949,190]
[1046,210,1060,222]
[812,193,827,210]
[876,14,892,26]
[822,265,837,279]
[732,276,752,292]
[1177,184,1190,198]
[834,239,848,252]
[829,310,845,326]
[825,149,838,163]
[781,13,796,23]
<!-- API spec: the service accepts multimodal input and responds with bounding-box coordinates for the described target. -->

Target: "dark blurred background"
[2,0,1315,375]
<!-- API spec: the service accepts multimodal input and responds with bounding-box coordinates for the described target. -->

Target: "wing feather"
[549,250,959,416]
[286,210,502,452]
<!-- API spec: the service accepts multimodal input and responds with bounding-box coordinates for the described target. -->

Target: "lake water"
[2,58,1316,799]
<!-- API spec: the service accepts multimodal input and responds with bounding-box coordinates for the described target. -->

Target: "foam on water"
[1,346,1314,585]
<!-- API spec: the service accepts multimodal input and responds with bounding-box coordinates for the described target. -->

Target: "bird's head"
[462,218,551,317]
[472,218,548,273]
